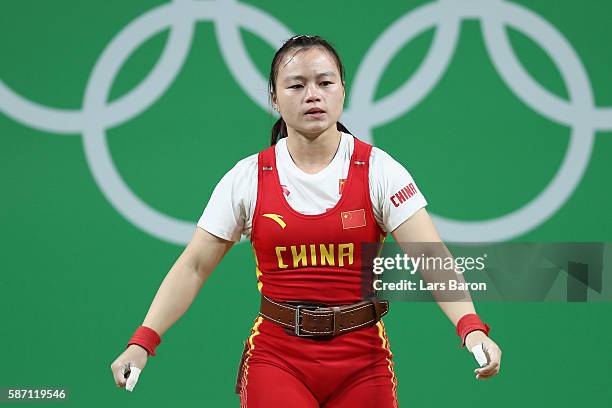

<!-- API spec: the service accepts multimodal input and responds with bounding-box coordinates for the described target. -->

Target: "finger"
[475,361,499,376]
[125,366,142,392]
[470,343,488,367]
[475,359,499,372]
[476,368,500,380]
[113,364,129,387]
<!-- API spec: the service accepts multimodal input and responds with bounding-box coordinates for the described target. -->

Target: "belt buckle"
[294,305,319,337]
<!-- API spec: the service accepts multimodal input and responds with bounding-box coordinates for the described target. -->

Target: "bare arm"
[141,227,235,336]
[111,227,234,389]
[390,207,476,326]
[391,208,501,379]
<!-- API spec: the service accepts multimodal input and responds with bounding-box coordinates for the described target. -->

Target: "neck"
[285,126,342,174]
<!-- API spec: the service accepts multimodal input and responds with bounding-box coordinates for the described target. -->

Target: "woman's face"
[273,47,345,137]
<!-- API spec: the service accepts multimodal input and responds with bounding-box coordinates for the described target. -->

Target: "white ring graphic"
[421,0,598,241]
[1,0,611,243]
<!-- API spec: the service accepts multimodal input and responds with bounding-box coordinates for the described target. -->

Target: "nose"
[305,83,321,102]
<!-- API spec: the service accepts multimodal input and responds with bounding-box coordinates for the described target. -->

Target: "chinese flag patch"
[341,209,366,229]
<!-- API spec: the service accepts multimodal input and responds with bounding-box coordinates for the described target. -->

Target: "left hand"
[465,330,502,380]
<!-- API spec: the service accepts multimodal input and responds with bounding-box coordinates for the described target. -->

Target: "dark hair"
[268,35,352,146]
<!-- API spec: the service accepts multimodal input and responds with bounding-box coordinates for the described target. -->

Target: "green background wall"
[1,0,611,406]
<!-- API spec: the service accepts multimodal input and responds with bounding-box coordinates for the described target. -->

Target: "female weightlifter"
[110,35,502,407]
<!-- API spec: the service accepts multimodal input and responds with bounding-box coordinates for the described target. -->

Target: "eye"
[289,84,303,89]
[321,81,333,86]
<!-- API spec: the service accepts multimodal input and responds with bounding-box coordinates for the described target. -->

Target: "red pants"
[236,316,399,408]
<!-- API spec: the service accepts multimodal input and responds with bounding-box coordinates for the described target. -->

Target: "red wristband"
[456,313,490,349]
[127,325,162,356]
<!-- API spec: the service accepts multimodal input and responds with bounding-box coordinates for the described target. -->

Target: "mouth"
[305,108,326,117]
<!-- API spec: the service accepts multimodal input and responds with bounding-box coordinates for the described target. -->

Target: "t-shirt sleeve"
[370,147,428,233]
[196,154,257,242]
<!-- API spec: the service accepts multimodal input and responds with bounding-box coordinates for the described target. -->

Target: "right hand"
[110,344,149,391]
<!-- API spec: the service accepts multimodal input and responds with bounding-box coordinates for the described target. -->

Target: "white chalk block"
[470,343,488,367]
[126,366,142,392]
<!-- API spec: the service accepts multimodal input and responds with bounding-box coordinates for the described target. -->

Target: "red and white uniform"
[252,135,385,304]
[198,133,427,407]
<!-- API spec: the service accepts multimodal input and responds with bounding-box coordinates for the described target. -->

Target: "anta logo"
[390,183,417,208]
[275,243,354,269]
[262,213,286,229]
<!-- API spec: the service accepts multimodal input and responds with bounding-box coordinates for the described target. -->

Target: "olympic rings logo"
[1,0,611,244]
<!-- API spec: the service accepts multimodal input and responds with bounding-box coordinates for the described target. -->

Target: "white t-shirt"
[197,132,427,242]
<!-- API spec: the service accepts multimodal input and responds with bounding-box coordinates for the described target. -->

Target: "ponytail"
[336,121,352,136]
[270,117,288,146]
[270,120,353,146]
